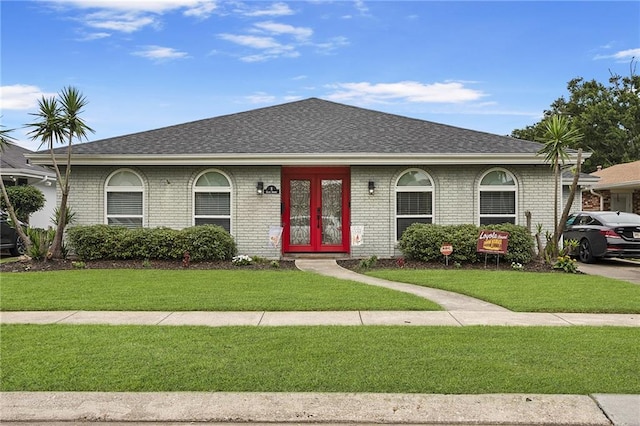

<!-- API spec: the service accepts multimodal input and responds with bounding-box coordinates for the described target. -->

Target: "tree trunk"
[551,161,560,258]
[0,178,33,253]
[48,188,68,259]
[556,149,583,245]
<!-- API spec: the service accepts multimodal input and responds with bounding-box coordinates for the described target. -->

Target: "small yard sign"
[440,243,453,256]
[477,230,509,254]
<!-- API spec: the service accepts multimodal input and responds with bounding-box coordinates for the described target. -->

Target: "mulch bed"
[1,256,554,273]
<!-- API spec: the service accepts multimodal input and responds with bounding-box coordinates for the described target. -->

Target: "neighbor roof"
[590,160,640,190]
[29,98,586,166]
[1,142,55,180]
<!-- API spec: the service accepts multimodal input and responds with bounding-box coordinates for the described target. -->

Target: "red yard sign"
[440,243,453,256]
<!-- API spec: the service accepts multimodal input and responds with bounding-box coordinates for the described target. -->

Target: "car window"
[565,215,578,226]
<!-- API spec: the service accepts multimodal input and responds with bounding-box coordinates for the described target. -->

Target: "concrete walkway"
[296,259,510,311]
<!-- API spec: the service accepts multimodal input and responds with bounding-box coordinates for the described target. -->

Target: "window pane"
[108,217,142,228]
[195,193,230,215]
[480,217,516,226]
[481,170,515,186]
[397,192,432,215]
[196,172,230,187]
[195,218,230,232]
[107,192,142,215]
[480,191,515,214]
[398,170,432,187]
[108,171,142,187]
[397,217,432,240]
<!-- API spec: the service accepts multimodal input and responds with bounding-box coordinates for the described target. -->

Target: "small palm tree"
[26,87,94,259]
[537,115,583,257]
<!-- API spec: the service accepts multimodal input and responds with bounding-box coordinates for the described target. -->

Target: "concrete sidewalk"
[1,392,638,425]
[2,309,639,327]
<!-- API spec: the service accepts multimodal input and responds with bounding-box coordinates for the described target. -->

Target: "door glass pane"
[321,179,342,245]
[290,180,310,245]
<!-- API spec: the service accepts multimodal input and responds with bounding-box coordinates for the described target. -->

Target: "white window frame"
[192,169,233,233]
[478,168,518,226]
[104,168,145,228]
[394,168,434,241]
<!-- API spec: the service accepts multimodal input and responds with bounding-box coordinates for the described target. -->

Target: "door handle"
[316,207,321,229]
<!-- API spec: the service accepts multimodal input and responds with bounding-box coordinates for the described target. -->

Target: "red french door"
[282,167,350,253]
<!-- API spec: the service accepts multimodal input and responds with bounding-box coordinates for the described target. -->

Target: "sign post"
[440,243,453,266]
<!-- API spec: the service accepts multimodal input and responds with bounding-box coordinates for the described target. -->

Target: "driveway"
[578,259,640,284]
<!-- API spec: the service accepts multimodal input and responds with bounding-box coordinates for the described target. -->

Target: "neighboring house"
[581,160,640,214]
[1,142,56,228]
[29,98,587,259]
[562,170,600,214]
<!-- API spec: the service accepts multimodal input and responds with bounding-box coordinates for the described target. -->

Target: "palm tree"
[26,87,94,259]
[537,115,583,257]
[0,124,33,253]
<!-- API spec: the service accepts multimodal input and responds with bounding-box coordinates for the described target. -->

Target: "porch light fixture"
[256,181,264,195]
[368,181,375,195]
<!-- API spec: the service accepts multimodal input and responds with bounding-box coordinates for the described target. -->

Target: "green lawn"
[0,269,440,311]
[367,269,640,313]
[2,324,638,394]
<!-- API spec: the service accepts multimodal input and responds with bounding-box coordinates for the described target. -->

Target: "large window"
[105,169,144,228]
[193,170,231,232]
[395,169,434,240]
[479,169,517,225]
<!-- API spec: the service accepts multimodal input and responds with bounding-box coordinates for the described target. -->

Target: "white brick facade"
[66,164,556,259]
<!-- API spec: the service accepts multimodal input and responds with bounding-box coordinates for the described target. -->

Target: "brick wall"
[67,163,558,260]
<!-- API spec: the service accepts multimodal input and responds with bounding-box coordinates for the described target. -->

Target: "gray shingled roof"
[1,142,55,177]
[51,98,544,156]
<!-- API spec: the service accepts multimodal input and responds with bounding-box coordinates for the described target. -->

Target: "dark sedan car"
[0,211,25,256]
[563,211,640,263]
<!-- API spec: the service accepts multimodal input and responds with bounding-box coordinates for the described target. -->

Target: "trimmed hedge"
[67,225,236,262]
[398,223,534,264]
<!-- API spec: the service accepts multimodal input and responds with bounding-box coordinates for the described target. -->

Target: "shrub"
[67,224,236,262]
[1,185,45,223]
[25,227,55,260]
[399,223,534,264]
[175,225,236,262]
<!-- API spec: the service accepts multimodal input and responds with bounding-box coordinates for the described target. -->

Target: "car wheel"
[9,235,26,256]
[578,238,595,263]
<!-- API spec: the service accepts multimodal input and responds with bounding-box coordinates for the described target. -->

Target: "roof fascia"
[591,181,640,191]
[0,168,56,180]
[27,152,589,166]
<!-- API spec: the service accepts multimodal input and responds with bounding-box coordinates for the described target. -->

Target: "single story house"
[1,142,57,228]
[581,160,640,214]
[29,98,587,259]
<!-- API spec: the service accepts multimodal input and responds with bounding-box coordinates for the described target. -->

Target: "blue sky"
[2,0,639,151]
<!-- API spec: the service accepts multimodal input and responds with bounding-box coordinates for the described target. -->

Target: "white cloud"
[594,47,640,61]
[85,12,156,33]
[0,85,57,110]
[77,31,111,41]
[132,45,189,61]
[50,0,217,34]
[325,81,486,104]
[218,33,298,62]
[245,92,277,103]
[254,21,312,41]
[244,2,294,17]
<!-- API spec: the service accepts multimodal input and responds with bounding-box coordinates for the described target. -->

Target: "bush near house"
[67,225,236,262]
[399,223,534,265]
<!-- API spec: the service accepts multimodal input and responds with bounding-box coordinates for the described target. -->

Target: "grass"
[367,269,640,313]
[1,324,638,394]
[0,269,440,311]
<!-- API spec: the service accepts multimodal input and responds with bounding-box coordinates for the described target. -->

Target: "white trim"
[192,169,233,233]
[27,152,591,167]
[477,168,518,226]
[104,168,145,228]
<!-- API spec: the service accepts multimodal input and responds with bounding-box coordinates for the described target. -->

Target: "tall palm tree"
[26,87,94,259]
[0,125,33,253]
[537,115,583,257]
